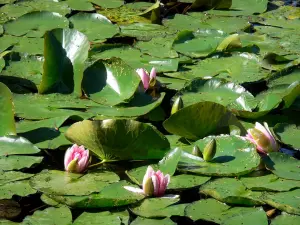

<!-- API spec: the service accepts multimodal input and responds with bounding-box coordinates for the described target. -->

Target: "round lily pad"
[271,213,300,225]
[0,180,37,199]
[273,123,300,150]
[199,178,264,206]
[178,135,260,176]
[261,189,300,215]
[73,211,129,225]
[30,170,119,196]
[0,155,43,171]
[65,119,170,161]
[131,217,176,225]
[262,152,300,180]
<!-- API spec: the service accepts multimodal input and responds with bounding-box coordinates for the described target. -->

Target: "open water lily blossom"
[64,144,90,173]
[246,122,279,154]
[136,68,156,91]
[124,166,170,197]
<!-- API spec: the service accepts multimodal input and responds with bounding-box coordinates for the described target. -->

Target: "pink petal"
[64,146,75,170]
[136,68,150,90]
[77,155,89,173]
[142,166,155,189]
[150,67,156,80]
[151,174,160,196]
[255,122,273,141]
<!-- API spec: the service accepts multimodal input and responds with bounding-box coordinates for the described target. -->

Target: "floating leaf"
[30,170,119,196]
[158,148,182,176]
[262,152,300,180]
[179,135,260,176]
[3,11,69,37]
[0,180,36,199]
[241,174,300,191]
[131,217,176,225]
[39,28,89,96]
[69,13,119,42]
[0,136,40,156]
[167,174,210,190]
[273,123,300,150]
[0,171,34,186]
[0,156,43,171]
[271,213,300,225]
[261,189,300,215]
[65,119,170,160]
[0,82,16,136]
[199,178,264,206]
[163,102,241,140]
[67,0,94,11]
[82,58,140,106]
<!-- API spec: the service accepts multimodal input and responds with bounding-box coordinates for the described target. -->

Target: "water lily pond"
[0,0,300,224]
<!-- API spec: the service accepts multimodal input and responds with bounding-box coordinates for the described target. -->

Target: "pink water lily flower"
[136,68,156,91]
[124,166,170,197]
[64,144,90,173]
[246,122,279,154]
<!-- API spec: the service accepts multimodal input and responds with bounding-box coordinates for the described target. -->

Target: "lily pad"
[30,170,120,196]
[131,217,176,225]
[167,174,211,190]
[0,82,16,136]
[158,148,182,176]
[90,0,124,9]
[0,180,36,199]
[0,171,34,186]
[179,135,260,176]
[67,0,95,11]
[73,210,129,225]
[271,213,300,225]
[39,28,89,96]
[69,13,119,42]
[82,58,140,106]
[47,180,145,208]
[22,206,72,225]
[163,102,241,140]
[0,136,40,156]
[175,78,257,111]
[261,189,300,215]
[3,11,69,37]
[240,174,300,191]
[199,178,264,206]
[0,155,43,171]
[130,195,187,218]
[262,152,300,181]
[65,119,170,160]
[273,123,300,150]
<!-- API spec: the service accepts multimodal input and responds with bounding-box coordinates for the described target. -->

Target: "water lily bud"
[203,139,217,162]
[143,177,154,196]
[64,144,90,173]
[192,145,203,158]
[171,96,183,115]
[136,68,150,90]
[246,122,279,154]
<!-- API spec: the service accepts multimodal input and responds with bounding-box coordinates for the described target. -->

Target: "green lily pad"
[69,13,119,42]
[179,135,260,176]
[262,152,300,181]
[0,171,34,186]
[0,82,16,136]
[3,11,69,37]
[22,206,72,225]
[135,36,178,58]
[130,195,187,218]
[261,189,300,215]
[199,178,264,206]
[0,155,43,171]
[30,170,119,196]
[1,58,43,86]
[175,78,257,111]
[206,0,268,16]
[163,102,241,140]
[271,213,300,225]
[65,119,170,160]
[47,180,145,208]
[273,123,300,150]
[268,69,300,87]
[39,28,89,96]
[167,174,211,190]
[90,0,124,9]
[172,30,226,58]
[131,217,176,225]
[12,37,44,55]
[73,210,129,225]
[82,58,140,106]
[240,174,300,191]
[86,92,165,118]
[0,136,40,156]
[67,0,95,11]
[158,148,182,176]
[0,180,36,199]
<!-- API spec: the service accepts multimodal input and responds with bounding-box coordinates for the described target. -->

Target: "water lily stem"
[88,159,118,168]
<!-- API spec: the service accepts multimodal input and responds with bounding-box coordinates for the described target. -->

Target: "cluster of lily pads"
[0,0,300,224]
